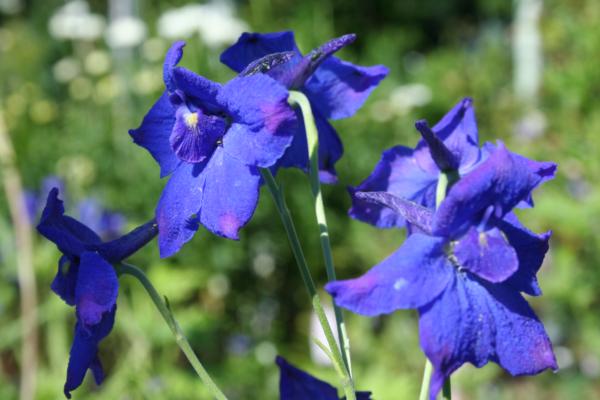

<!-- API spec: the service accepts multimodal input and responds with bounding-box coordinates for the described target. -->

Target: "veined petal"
[220,31,299,73]
[199,150,261,239]
[170,107,227,163]
[304,57,388,120]
[129,92,180,178]
[276,356,338,400]
[218,74,297,168]
[163,41,185,92]
[433,143,557,237]
[326,234,453,316]
[454,226,519,283]
[156,162,205,258]
[349,145,437,229]
[418,274,557,400]
[75,252,118,327]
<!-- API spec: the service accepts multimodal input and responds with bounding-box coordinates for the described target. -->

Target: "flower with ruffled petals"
[277,356,371,400]
[326,143,558,399]
[130,41,298,257]
[221,31,389,183]
[37,189,157,398]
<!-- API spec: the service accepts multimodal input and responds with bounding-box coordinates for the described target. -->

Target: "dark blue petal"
[414,120,458,171]
[64,307,116,398]
[454,226,518,283]
[304,57,388,120]
[169,107,227,163]
[51,255,78,306]
[326,234,453,316]
[97,220,158,263]
[171,67,222,112]
[156,162,205,258]
[220,31,299,73]
[218,74,297,168]
[353,192,433,234]
[418,274,557,400]
[276,356,338,400]
[433,143,557,237]
[414,98,480,175]
[129,92,180,178]
[349,146,437,228]
[240,51,297,77]
[74,252,118,327]
[498,213,551,296]
[163,41,185,92]
[37,189,101,256]
[199,149,261,239]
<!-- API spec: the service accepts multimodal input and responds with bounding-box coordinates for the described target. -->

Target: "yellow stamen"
[185,112,199,128]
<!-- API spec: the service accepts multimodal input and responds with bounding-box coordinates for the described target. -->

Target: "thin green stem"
[287,90,353,376]
[116,263,228,400]
[442,379,452,400]
[418,360,433,400]
[260,168,356,400]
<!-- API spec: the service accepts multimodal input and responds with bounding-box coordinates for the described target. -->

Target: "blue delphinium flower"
[326,143,558,399]
[130,41,298,257]
[38,189,157,398]
[276,356,371,400]
[221,31,389,183]
[78,198,125,241]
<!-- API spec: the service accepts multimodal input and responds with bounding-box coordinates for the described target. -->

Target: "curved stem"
[116,263,228,400]
[0,106,38,400]
[287,90,353,376]
[260,169,356,400]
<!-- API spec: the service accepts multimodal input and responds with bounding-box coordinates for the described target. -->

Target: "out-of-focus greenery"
[1,0,599,399]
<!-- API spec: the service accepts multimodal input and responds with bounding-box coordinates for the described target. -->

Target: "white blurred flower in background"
[157,1,248,48]
[48,0,105,41]
[52,57,81,83]
[105,16,147,49]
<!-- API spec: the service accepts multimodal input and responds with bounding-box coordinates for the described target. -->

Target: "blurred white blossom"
[84,50,111,76]
[48,1,105,41]
[157,2,248,47]
[105,16,147,49]
[53,57,81,83]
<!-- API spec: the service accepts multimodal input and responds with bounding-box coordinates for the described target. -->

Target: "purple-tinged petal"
[220,31,299,73]
[199,150,261,239]
[97,220,158,263]
[171,67,222,112]
[414,120,458,171]
[129,92,180,178]
[326,234,453,316]
[75,252,118,327]
[218,74,297,168]
[276,356,338,400]
[156,163,205,258]
[354,192,433,234]
[37,189,101,256]
[433,143,557,237]
[163,41,185,92]
[64,308,116,399]
[240,51,297,77]
[418,274,557,400]
[51,255,78,306]
[169,107,227,163]
[497,213,551,296]
[304,57,388,120]
[349,146,437,229]
[414,98,480,175]
[454,226,518,283]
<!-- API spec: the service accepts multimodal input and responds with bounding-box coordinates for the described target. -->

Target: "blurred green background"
[1,0,599,398]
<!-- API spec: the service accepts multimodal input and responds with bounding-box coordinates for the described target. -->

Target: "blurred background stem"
[0,105,38,400]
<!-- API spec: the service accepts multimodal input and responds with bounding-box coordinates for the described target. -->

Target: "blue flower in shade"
[37,189,157,398]
[130,41,298,257]
[221,31,389,183]
[276,356,371,400]
[77,198,125,241]
[326,144,558,399]
[350,97,487,229]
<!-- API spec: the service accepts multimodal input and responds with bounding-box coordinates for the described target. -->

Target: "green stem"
[287,90,353,376]
[116,263,228,400]
[260,168,356,400]
[442,379,452,400]
[418,360,433,400]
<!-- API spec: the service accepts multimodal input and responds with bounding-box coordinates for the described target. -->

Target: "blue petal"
[498,213,551,296]
[326,234,453,316]
[349,146,437,228]
[64,307,116,398]
[304,57,388,120]
[433,143,557,237]
[169,107,227,163]
[163,41,185,92]
[218,74,297,168]
[276,356,338,400]
[75,252,119,327]
[418,274,557,400]
[51,255,78,306]
[454,226,519,283]
[171,67,222,112]
[97,220,158,263]
[414,98,480,175]
[129,92,180,178]
[199,149,261,239]
[220,31,299,73]
[156,162,205,258]
[37,189,101,256]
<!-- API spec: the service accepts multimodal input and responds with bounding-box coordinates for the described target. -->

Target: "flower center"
[185,112,199,129]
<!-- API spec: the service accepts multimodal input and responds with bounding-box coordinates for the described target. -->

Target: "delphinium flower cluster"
[35,29,557,400]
